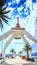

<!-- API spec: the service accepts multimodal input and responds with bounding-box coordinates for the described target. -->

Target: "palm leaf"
[2,10,11,14]
[0,0,11,31]
[10,49,15,53]
[0,16,8,24]
[0,19,3,31]
[1,23,3,31]
[2,15,11,19]
[2,6,8,11]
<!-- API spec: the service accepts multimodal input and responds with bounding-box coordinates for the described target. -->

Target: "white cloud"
[11,0,16,4]
[6,7,15,18]
[33,3,37,15]
[26,0,33,13]
[17,5,23,11]
[2,0,37,38]
[6,7,14,12]
[26,0,32,7]
[15,0,20,3]
[8,2,12,6]
[17,5,24,15]
[19,17,35,36]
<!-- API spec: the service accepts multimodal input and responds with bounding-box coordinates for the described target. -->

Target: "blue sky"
[0,0,37,54]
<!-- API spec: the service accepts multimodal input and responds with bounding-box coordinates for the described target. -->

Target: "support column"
[2,35,14,58]
[24,30,37,43]
[21,35,29,44]
[0,29,13,41]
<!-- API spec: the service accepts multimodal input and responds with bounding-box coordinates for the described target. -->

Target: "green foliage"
[10,48,15,53]
[19,51,22,54]
[23,43,32,51]
[23,43,32,58]
[0,0,11,31]
[26,57,34,61]
[26,57,31,61]
[19,51,22,57]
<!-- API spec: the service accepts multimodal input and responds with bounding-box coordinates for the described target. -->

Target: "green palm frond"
[19,51,22,54]
[23,43,32,58]
[0,0,11,31]
[23,43,32,52]
[2,6,8,11]
[0,10,11,14]
[0,19,3,31]
[0,16,8,24]
[2,15,11,19]
[3,10,11,14]
[10,49,15,53]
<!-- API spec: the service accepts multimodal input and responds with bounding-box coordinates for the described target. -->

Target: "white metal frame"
[0,28,37,57]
